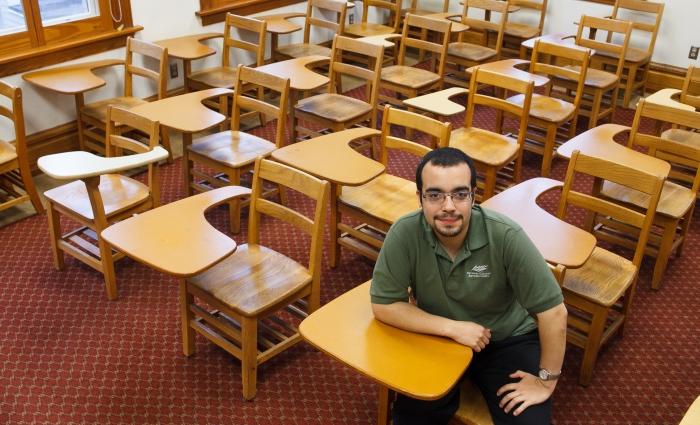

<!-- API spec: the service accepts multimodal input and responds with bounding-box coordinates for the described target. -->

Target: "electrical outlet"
[349,12,354,25]
[690,46,699,60]
[169,63,178,78]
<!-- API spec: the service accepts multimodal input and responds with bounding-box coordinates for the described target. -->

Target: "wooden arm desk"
[101,186,251,277]
[155,33,222,92]
[519,33,590,59]
[257,13,305,62]
[403,87,468,117]
[422,12,470,33]
[644,88,696,112]
[256,55,330,144]
[271,127,384,267]
[481,177,596,268]
[299,281,473,425]
[129,87,233,195]
[466,59,550,87]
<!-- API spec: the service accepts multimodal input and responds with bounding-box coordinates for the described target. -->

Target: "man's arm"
[372,302,492,352]
[496,302,568,416]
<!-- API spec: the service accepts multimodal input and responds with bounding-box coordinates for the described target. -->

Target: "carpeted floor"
[1,95,698,424]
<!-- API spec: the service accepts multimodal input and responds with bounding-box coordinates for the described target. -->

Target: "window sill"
[0,26,143,78]
[197,0,305,25]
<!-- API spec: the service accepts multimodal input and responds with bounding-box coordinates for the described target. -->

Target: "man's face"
[418,162,474,243]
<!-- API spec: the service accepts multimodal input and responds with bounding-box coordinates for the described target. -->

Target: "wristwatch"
[538,368,561,381]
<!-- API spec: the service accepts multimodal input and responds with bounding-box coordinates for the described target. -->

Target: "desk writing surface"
[645,89,696,112]
[403,87,468,116]
[257,13,305,34]
[481,177,596,268]
[101,186,250,277]
[467,59,549,87]
[155,33,221,60]
[271,127,384,185]
[22,59,124,94]
[299,281,472,400]
[256,55,330,91]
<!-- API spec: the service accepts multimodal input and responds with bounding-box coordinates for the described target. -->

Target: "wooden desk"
[271,127,384,266]
[129,88,233,195]
[256,55,330,143]
[645,88,696,112]
[155,32,222,92]
[101,186,250,277]
[519,33,588,59]
[481,177,597,268]
[403,87,468,117]
[257,13,305,62]
[467,59,549,87]
[423,12,470,33]
[556,124,671,178]
[299,281,472,425]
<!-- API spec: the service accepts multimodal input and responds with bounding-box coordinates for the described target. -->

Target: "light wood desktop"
[644,88,696,112]
[257,13,304,61]
[423,12,470,33]
[519,32,590,58]
[155,32,222,91]
[403,87,468,117]
[466,59,549,87]
[481,177,597,268]
[271,127,384,267]
[299,281,473,425]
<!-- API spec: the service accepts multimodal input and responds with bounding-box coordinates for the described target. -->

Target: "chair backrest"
[575,15,632,78]
[123,37,168,100]
[557,150,664,269]
[609,0,664,57]
[222,13,267,69]
[405,0,449,14]
[328,36,385,128]
[680,65,700,109]
[629,99,700,194]
[0,80,27,164]
[303,0,348,44]
[248,157,330,308]
[398,14,451,79]
[379,105,450,165]
[530,40,591,109]
[361,0,401,33]
[459,0,510,58]
[231,65,290,149]
[509,0,548,35]
[465,67,534,149]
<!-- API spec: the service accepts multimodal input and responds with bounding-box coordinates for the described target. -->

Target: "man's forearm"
[536,303,568,384]
[372,301,455,338]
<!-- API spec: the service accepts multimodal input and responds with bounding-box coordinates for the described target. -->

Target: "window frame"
[197,0,305,25]
[0,0,141,77]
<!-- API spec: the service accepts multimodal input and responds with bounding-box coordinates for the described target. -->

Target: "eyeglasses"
[422,190,474,204]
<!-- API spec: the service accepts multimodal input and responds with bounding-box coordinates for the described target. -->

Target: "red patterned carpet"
[1,101,699,424]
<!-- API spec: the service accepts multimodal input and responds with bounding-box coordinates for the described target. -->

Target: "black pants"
[392,331,551,425]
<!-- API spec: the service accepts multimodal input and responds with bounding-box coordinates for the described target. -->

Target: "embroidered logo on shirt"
[467,264,491,278]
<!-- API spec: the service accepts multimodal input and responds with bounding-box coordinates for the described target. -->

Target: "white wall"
[2,0,699,139]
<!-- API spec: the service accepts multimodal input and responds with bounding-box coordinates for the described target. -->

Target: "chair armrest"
[645,89,695,112]
[404,87,468,116]
[38,146,169,180]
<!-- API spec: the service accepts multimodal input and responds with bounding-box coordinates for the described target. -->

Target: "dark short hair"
[415,147,477,193]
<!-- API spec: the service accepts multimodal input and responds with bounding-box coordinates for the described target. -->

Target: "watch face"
[539,369,548,380]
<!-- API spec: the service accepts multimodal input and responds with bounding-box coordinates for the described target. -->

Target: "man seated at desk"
[371,147,567,425]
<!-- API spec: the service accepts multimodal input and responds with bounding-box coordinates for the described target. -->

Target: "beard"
[432,214,464,237]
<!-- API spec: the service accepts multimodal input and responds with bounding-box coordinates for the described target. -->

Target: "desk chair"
[504,0,548,58]
[294,35,384,142]
[597,99,700,290]
[186,65,290,234]
[449,67,534,201]
[337,105,450,261]
[39,107,168,300]
[662,66,700,153]
[557,151,665,386]
[79,38,168,156]
[563,16,632,129]
[180,157,329,400]
[507,40,591,177]
[379,13,451,108]
[274,0,348,61]
[0,81,43,215]
[444,0,510,88]
[344,0,401,39]
[594,0,664,107]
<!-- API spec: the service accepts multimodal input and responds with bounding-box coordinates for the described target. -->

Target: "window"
[0,0,140,77]
[197,0,304,25]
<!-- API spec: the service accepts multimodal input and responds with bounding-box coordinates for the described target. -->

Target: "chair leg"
[98,233,118,300]
[46,202,65,270]
[579,305,607,386]
[228,168,242,234]
[623,64,638,107]
[588,89,603,129]
[180,279,196,356]
[160,126,174,163]
[20,169,44,213]
[482,167,497,201]
[651,218,679,290]
[676,209,694,257]
[541,123,557,177]
[241,316,258,400]
[609,86,621,123]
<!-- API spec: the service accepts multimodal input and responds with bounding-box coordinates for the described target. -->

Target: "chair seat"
[565,66,618,89]
[44,174,150,221]
[296,93,372,123]
[449,127,519,166]
[188,244,312,316]
[188,131,276,168]
[563,246,636,307]
[504,22,539,39]
[381,65,441,90]
[81,97,147,122]
[662,128,700,149]
[600,180,695,219]
[596,46,651,64]
[0,140,17,165]
[508,93,576,123]
[276,43,332,58]
[447,42,497,62]
[188,66,238,88]
[344,23,396,37]
[339,174,419,223]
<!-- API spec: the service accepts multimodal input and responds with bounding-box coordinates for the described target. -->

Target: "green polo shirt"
[371,206,563,341]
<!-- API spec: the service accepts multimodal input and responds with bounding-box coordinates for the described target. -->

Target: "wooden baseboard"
[646,62,687,92]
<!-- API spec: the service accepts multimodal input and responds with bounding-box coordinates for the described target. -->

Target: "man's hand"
[446,321,491,352]
[496,370,556,416]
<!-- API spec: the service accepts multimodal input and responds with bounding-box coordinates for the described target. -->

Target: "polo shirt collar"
[419,205,489,256]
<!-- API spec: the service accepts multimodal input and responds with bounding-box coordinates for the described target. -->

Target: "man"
[371,147,567,425]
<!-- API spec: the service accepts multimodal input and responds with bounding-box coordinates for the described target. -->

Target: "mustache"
[435,214,462,220]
